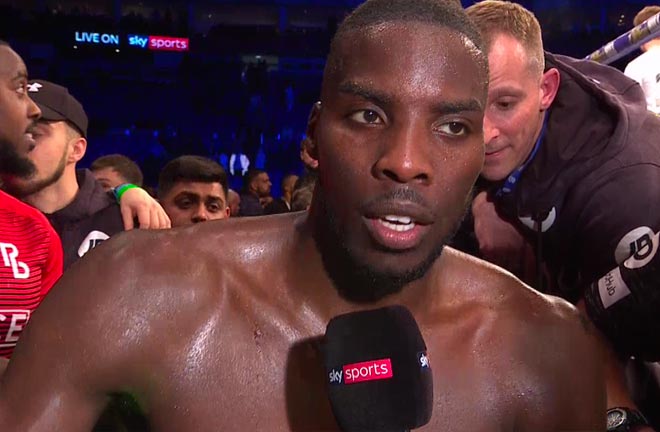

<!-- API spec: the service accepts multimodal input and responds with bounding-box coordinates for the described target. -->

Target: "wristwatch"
[607,407,649,431]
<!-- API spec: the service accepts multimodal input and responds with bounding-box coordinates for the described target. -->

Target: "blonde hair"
[634,6,660,27]
[466,0,544,75]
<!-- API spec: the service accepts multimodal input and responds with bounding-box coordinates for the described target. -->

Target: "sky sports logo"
[328,358,393,385]
[128,35,189,52]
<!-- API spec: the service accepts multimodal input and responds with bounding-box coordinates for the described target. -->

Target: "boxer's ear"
[302,102,321,166]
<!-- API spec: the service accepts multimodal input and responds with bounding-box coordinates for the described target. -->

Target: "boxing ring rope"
[585,12,660,65]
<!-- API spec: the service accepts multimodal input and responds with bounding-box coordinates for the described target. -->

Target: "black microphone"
[322,305,433,432]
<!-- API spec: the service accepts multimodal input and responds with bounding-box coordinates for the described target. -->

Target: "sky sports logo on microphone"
[328,358,393,385]
[418,351,430,369]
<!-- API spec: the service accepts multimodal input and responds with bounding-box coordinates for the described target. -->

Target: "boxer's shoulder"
[440,247,591,337]
[84,212,307,305]
[434,248,603,420]
[96,212,304,271]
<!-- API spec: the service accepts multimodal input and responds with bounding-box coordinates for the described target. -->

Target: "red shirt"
[0,190,63,358]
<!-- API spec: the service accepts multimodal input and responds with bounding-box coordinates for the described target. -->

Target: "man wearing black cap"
[1,80,171,269]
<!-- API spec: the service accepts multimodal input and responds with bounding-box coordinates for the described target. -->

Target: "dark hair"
[90,154,144,187]
[242,168,267,192]
[0,39,9,47]
[158,155,228,199]
[326,0,487,78]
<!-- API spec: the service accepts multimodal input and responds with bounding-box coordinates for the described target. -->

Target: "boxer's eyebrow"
[338,81,391,106]
[429,99,482,115]
[338,81,482,114]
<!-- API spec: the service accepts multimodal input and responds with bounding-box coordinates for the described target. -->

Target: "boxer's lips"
[362,203,433,251]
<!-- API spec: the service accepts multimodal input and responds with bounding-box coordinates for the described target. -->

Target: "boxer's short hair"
[325,0,487,83]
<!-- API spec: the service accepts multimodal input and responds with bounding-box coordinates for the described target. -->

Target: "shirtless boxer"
[0,1,605,431]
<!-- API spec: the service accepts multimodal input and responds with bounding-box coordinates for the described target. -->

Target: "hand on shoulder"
[117,186,171,230]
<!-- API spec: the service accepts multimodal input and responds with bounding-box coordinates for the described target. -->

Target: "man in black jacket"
[238,168,272,217]
[264,174,298,215]
[461,2,660,430]
[1,80,170,269]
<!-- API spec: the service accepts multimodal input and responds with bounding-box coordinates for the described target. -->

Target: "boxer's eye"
[436,122,469,137]
[350,110,383,125]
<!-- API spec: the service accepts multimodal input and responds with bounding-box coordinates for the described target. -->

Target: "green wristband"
[113,183,140,202]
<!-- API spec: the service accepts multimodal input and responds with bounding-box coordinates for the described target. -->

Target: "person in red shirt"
[0,39,63,366]
[0,192,63,358]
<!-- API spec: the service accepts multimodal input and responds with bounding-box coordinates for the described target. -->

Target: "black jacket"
[457,52,660,303]
[264,198,290,215]
[46,169,124,270]
[239,192,264,217]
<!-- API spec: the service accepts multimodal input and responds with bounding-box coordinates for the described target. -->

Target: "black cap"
[27,80,88,138]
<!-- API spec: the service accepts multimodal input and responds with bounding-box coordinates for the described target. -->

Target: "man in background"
[265,173,298,214]
[0,40,63,366]
[463,2,660,429]
[91,153,144,191]
[290,174,315,212]
[625,6,660,115]
[2,80,170,270]
[227,189,240,217]
[238,168,271,216]
[158,155,230,227]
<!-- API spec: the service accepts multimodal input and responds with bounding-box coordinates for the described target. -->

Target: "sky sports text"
[328,358,393,385]
[128,35,189,52]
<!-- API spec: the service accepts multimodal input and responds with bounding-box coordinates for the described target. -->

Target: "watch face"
[607,409,627,430]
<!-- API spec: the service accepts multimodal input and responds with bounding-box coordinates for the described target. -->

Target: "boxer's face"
[481,34,545,182]
[0,45,40,178]
[311,23,486,297]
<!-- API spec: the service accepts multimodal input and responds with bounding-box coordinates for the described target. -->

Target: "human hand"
[119,187,171,230]
[472,191,533,276]
[260,196,274,207]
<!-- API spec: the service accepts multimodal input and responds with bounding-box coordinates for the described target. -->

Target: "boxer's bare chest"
[142,293,525,431]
